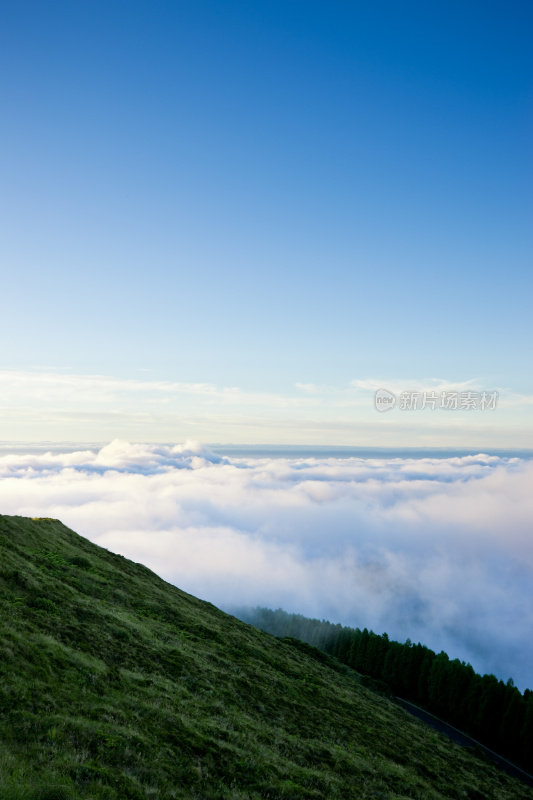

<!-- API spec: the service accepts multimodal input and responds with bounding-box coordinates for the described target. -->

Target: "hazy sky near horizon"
[1,0,532,445]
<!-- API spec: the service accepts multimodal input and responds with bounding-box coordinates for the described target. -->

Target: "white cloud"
[1,369,532,445]
[350,377,481,393]
[1,441,532,689]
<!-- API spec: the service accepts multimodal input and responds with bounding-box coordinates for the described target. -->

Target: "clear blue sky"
[1,1,532,443]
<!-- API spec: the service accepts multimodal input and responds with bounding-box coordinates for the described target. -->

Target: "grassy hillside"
[233,606,533,773]
[0,515,531,800]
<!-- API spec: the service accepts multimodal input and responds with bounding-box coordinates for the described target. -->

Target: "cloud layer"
[1,369,532,446]
[1,441,532,689]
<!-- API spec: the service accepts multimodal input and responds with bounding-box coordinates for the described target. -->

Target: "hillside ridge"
[1,514,531,800]
[233,605,533,777]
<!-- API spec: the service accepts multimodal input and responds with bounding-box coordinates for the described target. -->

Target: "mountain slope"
[0,514,531,800]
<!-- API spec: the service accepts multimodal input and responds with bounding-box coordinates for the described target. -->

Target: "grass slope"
[0,514,531,800]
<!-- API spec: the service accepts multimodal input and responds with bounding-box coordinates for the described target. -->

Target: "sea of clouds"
[1,439,531,690]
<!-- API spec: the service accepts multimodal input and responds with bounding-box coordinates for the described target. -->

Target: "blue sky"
[1,1,532,444]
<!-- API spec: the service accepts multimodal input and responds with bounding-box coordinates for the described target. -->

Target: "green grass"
[0,513,531,800]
